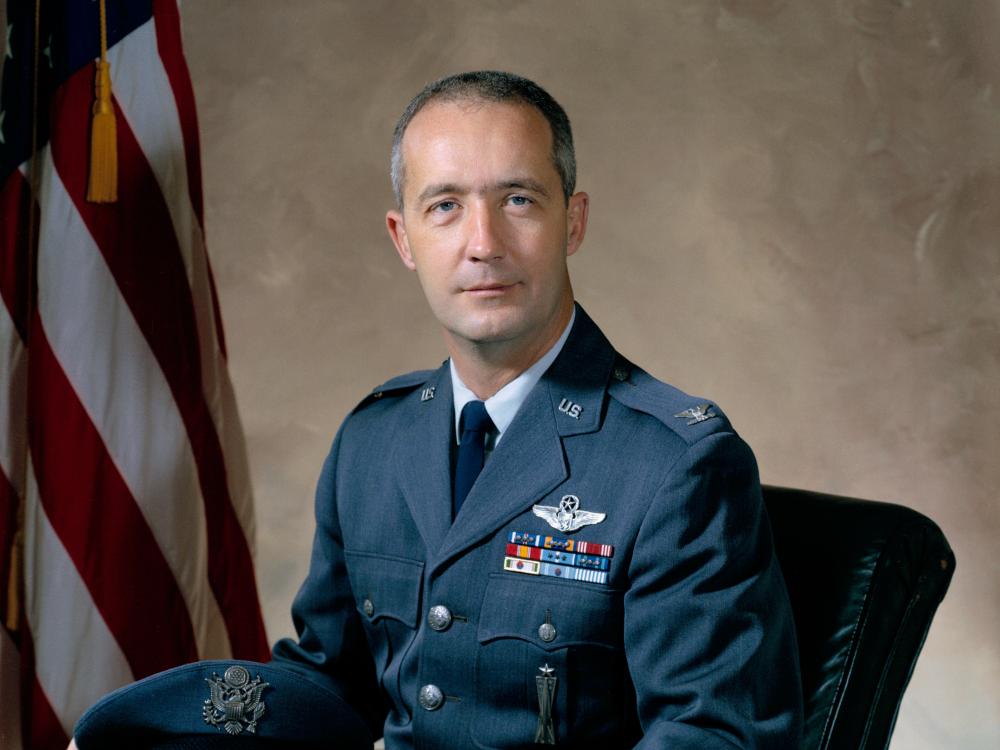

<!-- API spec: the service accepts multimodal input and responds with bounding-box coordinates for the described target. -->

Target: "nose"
[465,201,506,262]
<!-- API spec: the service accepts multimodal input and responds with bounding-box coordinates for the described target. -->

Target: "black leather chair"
[762,486,955,750]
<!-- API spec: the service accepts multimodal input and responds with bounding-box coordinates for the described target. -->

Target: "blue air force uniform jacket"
[271,306,803,749]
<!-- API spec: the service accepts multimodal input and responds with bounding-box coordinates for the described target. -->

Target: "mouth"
[463,282,519,297]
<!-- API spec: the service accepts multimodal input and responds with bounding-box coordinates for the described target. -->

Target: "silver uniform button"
[418,684,444,711]
[427,605,453,631]
[362,598,374,617]
[538,622,557,643]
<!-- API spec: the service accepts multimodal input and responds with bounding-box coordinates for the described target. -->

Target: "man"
[269,71,803,747]
[73,71,802,749]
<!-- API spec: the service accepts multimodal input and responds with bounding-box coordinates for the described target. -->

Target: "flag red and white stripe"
[0,3,269,748]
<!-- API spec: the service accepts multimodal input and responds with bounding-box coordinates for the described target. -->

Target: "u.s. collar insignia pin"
[533,494,605,533]
[674,403,717,426]
[203,665,270,735]
[420,387,435,402]
[558,398,582,419]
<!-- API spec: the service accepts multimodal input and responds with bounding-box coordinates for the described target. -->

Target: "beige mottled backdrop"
[182,1,999,747]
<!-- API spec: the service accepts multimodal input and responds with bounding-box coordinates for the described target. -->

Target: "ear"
[386,209,416,271]
[565,191,589,257]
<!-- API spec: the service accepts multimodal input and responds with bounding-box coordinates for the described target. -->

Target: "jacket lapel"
[435,378,568,569]
[392,365,454,556]
[432,305,617,572]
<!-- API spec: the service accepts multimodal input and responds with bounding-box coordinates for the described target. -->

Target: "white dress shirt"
[450,307,575,452]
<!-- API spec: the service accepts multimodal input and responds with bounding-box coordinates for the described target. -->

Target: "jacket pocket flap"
[345,550,424,628]
[477,573,623,651]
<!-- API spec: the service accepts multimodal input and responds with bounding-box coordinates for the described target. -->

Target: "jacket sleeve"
[270,426,386,740]
[626,431,803,749]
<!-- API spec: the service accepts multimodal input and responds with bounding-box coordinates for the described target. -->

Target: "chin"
[452,311,527,345]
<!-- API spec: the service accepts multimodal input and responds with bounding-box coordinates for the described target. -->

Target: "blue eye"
[433,201,457,213]
[508,195,532,206]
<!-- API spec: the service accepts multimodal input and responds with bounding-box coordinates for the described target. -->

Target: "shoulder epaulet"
[351,369,435,414]
[607,357,734,444]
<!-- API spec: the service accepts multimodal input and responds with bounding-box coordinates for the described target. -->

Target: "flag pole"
[5,0,42,635]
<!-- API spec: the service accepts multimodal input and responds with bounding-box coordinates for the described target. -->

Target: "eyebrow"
[415,177,551,206]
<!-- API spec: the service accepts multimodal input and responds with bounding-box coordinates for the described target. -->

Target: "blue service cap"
[74,660,373,749]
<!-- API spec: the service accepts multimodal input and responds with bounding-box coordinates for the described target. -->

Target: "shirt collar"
[451,307,576,445]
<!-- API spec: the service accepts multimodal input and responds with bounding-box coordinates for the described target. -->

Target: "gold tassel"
[86,0,117,203]
[86,60,117,203]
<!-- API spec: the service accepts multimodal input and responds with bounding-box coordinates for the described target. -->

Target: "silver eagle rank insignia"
[673,403,717,426]
[532,494,605,533]
[203,665,270,735]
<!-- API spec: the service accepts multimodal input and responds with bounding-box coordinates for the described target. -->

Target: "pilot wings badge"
[533,494,605,533]
[203,665,270,735]
[673,403,717,426]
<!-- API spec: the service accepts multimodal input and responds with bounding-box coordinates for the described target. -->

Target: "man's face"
[386,100,588,357]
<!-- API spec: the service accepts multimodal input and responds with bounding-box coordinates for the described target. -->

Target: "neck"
[447,300,574,400]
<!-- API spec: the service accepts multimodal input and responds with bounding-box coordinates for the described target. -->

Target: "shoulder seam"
[351,368,435,414]
[606,365,734,444]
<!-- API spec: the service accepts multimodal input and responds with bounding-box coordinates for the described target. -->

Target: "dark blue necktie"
[453,400,495,518]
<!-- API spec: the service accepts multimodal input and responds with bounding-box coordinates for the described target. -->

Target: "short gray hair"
[390,71,576,208]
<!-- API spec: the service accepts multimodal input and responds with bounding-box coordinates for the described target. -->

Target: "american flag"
[0,2,269,748]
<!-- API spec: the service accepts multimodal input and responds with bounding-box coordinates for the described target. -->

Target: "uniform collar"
[450,307,576,445]
[393,303,617,563]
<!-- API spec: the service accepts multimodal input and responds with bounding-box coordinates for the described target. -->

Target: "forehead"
[400,100,557,192]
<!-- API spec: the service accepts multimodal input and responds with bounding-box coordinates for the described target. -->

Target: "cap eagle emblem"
[203,665,270,735]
